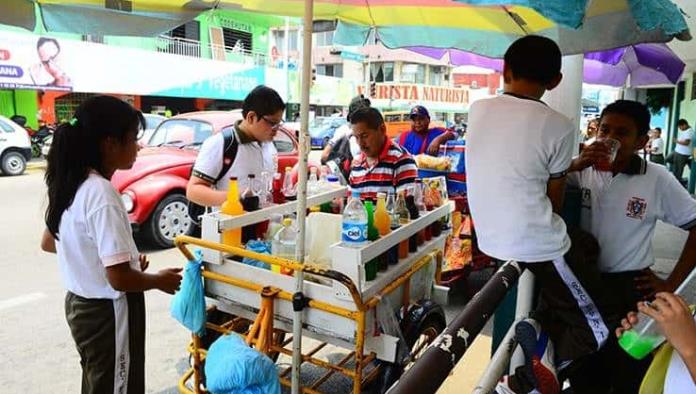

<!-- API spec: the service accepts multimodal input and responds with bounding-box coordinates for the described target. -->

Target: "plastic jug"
[271,218,296,275]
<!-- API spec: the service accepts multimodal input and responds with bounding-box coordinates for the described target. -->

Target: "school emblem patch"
[626,197,647,220]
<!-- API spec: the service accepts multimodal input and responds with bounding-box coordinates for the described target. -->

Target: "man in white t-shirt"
[467,36,609,394]
[649,127,665,165]
[666,119,693,181]
[320,95,369,181]
[565,100,696,393]
[187,85,284,206]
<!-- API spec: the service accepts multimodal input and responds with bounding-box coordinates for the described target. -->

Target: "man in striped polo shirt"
[348,107,418,199]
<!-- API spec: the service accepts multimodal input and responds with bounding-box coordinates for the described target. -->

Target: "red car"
[111,110,300,248]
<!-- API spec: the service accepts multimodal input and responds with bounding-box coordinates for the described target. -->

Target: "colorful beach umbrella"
[0,1,690,57]
[409,43,686,87]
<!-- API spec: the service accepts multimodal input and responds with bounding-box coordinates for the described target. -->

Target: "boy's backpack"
[324,134,353,181]
[187,128,239,227]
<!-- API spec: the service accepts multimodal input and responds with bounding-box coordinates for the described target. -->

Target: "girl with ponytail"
[41,95,182,394]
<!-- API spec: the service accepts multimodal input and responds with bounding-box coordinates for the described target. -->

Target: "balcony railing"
[153,36,272,67]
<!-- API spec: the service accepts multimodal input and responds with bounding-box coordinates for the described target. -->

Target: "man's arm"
[426,130,456,155]
[186,176,226,207]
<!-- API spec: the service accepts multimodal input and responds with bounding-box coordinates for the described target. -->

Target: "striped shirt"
[349,139,418,199]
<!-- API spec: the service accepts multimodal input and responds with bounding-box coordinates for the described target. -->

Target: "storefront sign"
[340,51,365,62]
[356,83,470,112]
[0,31,264,100]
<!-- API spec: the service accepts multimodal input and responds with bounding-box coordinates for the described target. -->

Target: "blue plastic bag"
[205,334,280,394]
[170,249,206,336]
[242,240,272,270]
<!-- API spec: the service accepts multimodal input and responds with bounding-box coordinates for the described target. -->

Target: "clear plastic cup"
[594,138,621,172]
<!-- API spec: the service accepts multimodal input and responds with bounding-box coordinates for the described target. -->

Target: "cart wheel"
[364,303,446,394]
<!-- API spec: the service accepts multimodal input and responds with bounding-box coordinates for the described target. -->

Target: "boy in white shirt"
[649,127,665,164]
[666,119,693,181]
[565,100,696,393]
[467,36,609,394]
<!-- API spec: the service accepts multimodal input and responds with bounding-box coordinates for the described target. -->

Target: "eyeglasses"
[41,54,59,66]
[262,116,284,130]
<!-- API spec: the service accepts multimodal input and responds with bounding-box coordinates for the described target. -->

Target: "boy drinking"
[565,100,696,393]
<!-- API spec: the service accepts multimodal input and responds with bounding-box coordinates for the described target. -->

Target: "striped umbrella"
[409,43,686,87]
[0,1,690,57]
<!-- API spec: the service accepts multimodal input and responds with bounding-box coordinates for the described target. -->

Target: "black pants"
[563,271,653,394]
[666,152,691,180]
[650,154,665,165]
[65,291,146,394]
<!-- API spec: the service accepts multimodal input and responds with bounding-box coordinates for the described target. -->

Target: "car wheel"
[1,151,27,176]
[147,193,194,248]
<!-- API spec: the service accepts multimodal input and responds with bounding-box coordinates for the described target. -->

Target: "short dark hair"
[347,95,371,122]
[678,119,689,127]
[504,35,561,85]
[37,37,60,52]
[600,100,651,137]
[655,127,662,133]
[242,85,285,118]
[350,107,384,130]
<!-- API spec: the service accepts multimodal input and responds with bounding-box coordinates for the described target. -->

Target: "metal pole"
[283,17,290,102]
[389,261,522,394]
[473,320,519,394]
[292,1,313,393]
[509,270,534,373]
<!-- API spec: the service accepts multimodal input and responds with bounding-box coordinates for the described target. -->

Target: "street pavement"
[0,165,691,393]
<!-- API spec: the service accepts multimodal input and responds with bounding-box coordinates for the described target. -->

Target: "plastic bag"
[170,249,206,336]
[242,240,272,270]
[205,334,281,394]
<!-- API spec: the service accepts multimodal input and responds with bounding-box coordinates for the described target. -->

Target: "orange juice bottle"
[220,177,244,247]
[374,193,391,236]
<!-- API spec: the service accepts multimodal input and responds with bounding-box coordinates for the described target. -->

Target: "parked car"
[309,116,347,149]
[139,113,167,145]
[111,110,300,248]
[0,115,32,176]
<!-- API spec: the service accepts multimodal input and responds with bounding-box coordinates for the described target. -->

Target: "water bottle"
[307,167,319,196]
[619,268,696,359]
[282,167,296,201]
[271,218,296,275]
[342,191,368,247]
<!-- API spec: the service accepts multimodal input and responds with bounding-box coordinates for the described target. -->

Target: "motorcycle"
[30,125,54,158]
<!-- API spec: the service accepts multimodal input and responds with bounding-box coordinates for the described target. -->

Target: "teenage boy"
[564,100,696,393]
[467,35,609,393]
[187,85,284,207]
[666,119,693,181]
[650,127,665,164]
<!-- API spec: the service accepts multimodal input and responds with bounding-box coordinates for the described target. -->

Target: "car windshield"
[148,119,213,148]
[144,115,165,130]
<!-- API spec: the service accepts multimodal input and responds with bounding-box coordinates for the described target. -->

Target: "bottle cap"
[377,192,386,199]
[248,174,255,178]
[352,191,361,198]
[327,175,339,183]
[285,167,292,171]
[283,218,292,226]
[229,176,238,181]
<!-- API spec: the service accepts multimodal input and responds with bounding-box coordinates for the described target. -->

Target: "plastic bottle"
[395,191,410,259]
[386,191,399,230]
[307,167,319,196]
[220,177,244,247]
[241,174,260,243]
[282,167,296,201]
[374,193,392,237]
[342,191,368,248]
[619,269,696,359]
[414,179,427,213]
[272,218,296,275]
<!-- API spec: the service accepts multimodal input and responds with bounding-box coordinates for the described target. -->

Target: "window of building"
[273,30,299,53]
[401,63,425,84]
[370,62,394,82]
[429,65,448,86]
[164,20,200,42]
[222,28,252,52]
[316,64,343,78]
[313,31,334,47]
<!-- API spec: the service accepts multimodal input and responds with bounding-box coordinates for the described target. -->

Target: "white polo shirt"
[568,156,696,273]
[56,172,141,299]
[675,127,694,156]
[466,94,576,262]
[192,123,277,193]
[651,137,665,155]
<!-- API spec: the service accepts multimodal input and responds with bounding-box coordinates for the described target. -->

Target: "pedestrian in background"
[41,95,182,394]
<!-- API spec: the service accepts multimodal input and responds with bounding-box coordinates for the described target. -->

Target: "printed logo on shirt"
[581,188,592,209]
[626,197,647,220]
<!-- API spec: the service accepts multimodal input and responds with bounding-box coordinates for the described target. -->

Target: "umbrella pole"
[292,1,314,394]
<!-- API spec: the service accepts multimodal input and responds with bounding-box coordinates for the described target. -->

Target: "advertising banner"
[357,83,471,113]
[0,31,264,101]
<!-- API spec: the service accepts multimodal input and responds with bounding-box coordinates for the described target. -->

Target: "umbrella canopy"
[409,43,685,87]
[0,1,690,57]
